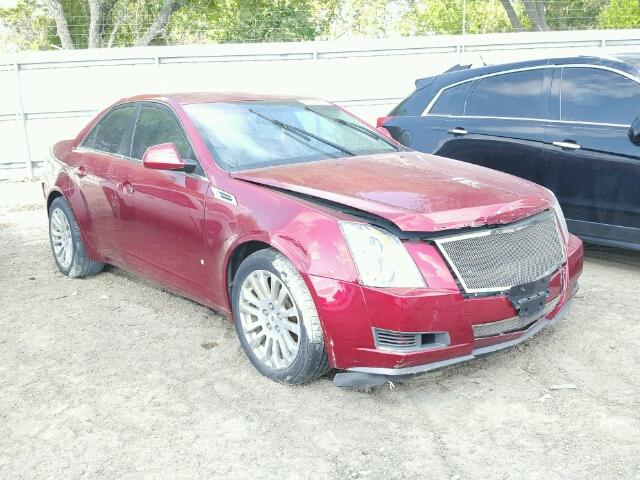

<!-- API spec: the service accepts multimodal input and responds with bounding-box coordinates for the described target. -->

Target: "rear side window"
[131,105,191,160]
[464,69,547,119]
[83,105,135,154]
[428,82,472,115]
[561,67,640,125]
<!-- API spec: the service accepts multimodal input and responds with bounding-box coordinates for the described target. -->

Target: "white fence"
[2,28,640,179]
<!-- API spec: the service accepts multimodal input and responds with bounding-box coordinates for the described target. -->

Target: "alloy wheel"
[50,208,73,270]
[238,270,301,370]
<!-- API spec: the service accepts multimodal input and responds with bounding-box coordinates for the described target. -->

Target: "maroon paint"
[142,143,187,170]
[43,93,584,372]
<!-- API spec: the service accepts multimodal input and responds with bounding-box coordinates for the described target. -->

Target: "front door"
[433,67,552,185]
[113,102,210,299]
[541,66,640,247]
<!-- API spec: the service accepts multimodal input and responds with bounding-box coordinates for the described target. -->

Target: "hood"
[231,152,554,233]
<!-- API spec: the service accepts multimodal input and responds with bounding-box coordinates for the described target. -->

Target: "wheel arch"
[226,240,273,305]
[46,185,101,262]
[224,233,314,310]
[46,188,65,215]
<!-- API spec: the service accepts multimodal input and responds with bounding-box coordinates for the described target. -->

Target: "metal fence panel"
[2,29,640,179]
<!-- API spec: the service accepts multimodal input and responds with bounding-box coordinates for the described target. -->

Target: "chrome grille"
[472,296,560,338]
[435,211,565,293]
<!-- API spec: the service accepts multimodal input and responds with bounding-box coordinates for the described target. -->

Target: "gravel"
[1,181,639,479]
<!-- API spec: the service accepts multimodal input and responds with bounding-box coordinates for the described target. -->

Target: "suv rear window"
[464,69,547,119]
[428,82,472,115]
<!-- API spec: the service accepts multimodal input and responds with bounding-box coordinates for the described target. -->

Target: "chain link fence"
[1,0,639,52]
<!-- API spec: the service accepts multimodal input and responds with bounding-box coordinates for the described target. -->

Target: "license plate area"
[508,274,552,318]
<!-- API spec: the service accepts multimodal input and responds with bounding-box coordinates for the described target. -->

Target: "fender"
[47,162,101,261]
[220,231,308,311]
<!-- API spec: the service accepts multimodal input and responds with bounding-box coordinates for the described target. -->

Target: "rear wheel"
[232,248,330,384]
[48,196,104,278]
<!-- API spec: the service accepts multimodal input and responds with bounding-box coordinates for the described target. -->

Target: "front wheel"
[48,196,105,278]
[232,248,330,384]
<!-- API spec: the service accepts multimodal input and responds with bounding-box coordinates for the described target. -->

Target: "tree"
[45,0,185,49]
[0,0,55,51]
[521,0,549,30]
[1,0,338,50]
[499,0,524,31]
[44,0,75,48]
[166,0,338,44]
[330,0,407,38]
[400,0,526,35]
[599,0,640,28]
[1,0,190,49]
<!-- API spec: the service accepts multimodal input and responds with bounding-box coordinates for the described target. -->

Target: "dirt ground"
[0,180,639,480]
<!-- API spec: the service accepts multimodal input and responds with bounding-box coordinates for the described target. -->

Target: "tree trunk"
[499,0,523,32]
[44,0,74,49]
[107,1,129,48]
[135,0,184,46]
[88,0,105,48]
[534,0,550,30]
[522,0,549,31]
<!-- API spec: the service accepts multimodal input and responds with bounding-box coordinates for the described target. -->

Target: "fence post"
[14,61,33,178]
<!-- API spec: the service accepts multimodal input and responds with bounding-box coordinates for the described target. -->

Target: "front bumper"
[306,234,583,380]
[346,293,574,377]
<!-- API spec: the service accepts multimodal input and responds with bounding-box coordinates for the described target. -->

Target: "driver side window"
[131,105,191,161]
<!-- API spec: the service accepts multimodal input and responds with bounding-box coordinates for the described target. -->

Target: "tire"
[232,248,330,384]
[48,196,105,278]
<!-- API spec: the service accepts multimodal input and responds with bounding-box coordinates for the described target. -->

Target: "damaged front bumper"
[305,233,583,388]
[333,295,575,387]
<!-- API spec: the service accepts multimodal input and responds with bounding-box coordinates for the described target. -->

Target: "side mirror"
[628,116,640,146]
[142,143,186,170]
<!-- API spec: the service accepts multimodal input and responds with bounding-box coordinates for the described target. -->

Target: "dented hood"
[231,152,554,232]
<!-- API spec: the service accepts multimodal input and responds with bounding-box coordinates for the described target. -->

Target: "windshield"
[184,100,399,171]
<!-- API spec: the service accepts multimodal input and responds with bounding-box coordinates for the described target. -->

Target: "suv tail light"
[376,116,394,139]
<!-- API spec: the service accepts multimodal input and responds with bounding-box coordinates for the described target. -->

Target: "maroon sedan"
[43,93,583,386]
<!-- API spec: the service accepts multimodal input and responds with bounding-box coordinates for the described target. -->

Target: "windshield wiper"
[248,108,355,157]
[304,106,403,151]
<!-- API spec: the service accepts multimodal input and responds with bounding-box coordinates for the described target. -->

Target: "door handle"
[552,140,581,150]
[117,181,135,195]
[447,127,468,136]
[75,165,87,178]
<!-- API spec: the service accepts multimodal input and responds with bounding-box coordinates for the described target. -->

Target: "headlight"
[340,222,426,288]
[549,192,569,242]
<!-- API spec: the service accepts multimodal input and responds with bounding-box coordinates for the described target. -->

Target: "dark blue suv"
[379,54,640,250]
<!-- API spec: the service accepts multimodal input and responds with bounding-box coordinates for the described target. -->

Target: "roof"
[118,91,316,105]
[415,54,640,90]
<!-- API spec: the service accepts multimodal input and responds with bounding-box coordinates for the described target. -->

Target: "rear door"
[113,102,210,298]
[386,81,474,153]
[541,66,640,246]
[68,104,136,261]
[430,67,552,184]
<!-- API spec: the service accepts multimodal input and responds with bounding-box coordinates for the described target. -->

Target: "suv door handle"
[552,140,581,150]
[447,127,468,136]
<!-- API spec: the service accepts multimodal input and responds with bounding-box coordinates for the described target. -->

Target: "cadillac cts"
[43,93,583,386]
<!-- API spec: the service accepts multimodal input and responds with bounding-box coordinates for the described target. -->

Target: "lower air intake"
[373,328,450,353]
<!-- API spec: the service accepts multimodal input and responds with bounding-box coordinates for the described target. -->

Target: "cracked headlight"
[340,222,426,288]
